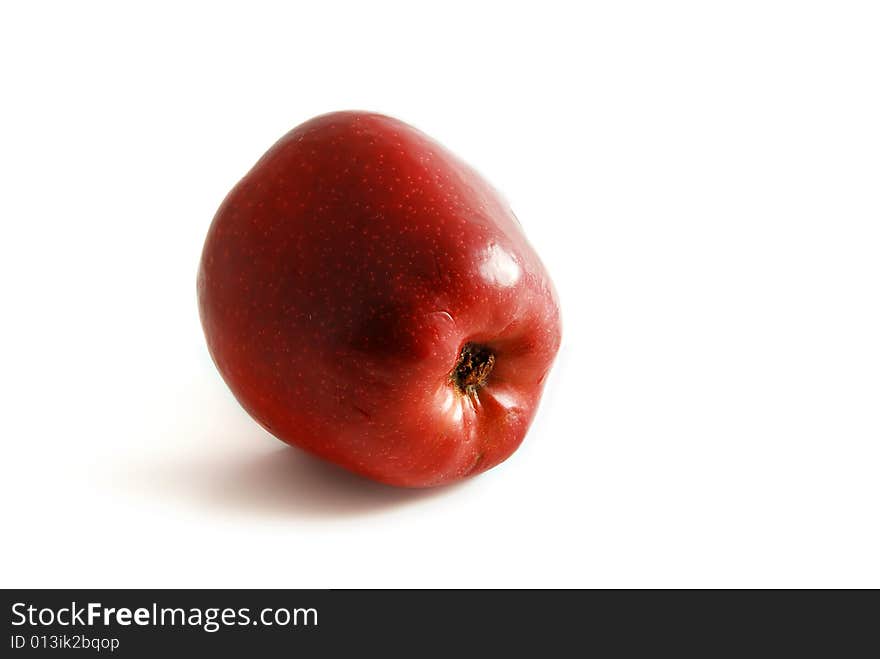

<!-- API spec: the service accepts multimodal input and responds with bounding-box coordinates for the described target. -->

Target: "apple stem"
[451,343,495,395]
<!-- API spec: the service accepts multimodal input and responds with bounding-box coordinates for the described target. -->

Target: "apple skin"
[198,111,561,487]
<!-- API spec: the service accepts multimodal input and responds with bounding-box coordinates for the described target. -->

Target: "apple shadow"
[136,441,455,520]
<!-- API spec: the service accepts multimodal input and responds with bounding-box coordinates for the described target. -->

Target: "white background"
[2,1,878,588]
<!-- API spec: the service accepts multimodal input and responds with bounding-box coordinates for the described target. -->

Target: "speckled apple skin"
[198,111,561,487]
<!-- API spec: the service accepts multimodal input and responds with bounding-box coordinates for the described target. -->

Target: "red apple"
[198,111,561,487]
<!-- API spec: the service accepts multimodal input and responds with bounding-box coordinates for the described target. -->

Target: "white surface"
[2,1,879,588]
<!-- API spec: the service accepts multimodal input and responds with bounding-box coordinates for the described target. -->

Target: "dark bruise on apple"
[198,111,561,487]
